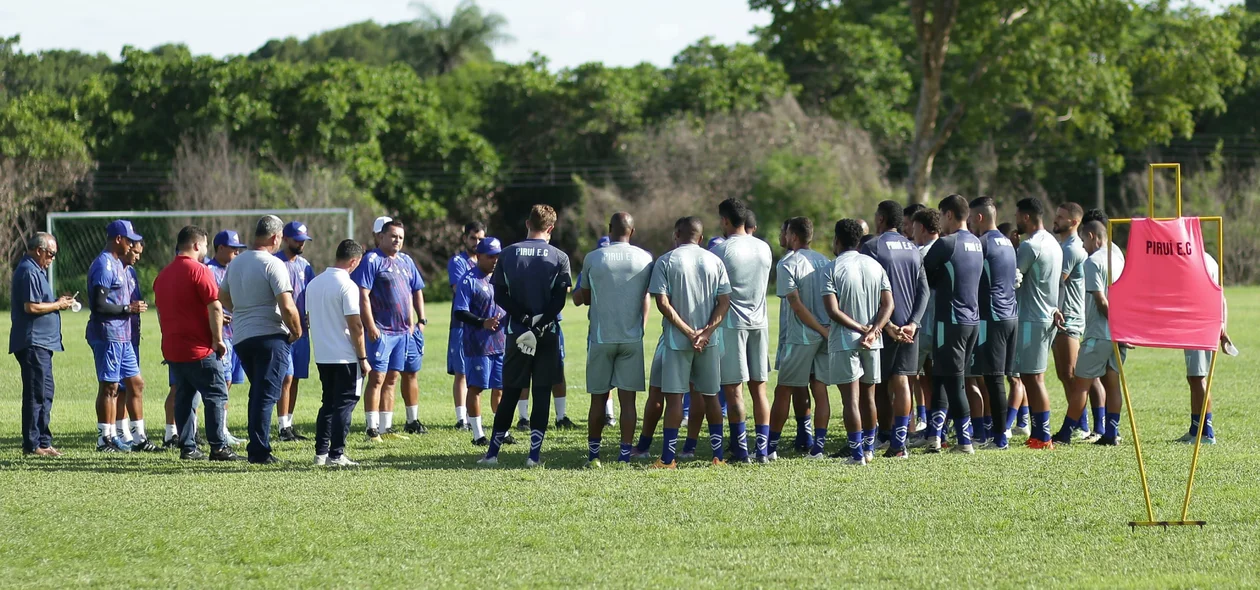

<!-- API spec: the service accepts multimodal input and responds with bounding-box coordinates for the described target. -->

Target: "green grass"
[3,290,1260,588]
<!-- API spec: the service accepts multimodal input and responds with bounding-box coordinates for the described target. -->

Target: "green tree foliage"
[0,36,111,103]
[407,0,513,76]
[249,21,413,66]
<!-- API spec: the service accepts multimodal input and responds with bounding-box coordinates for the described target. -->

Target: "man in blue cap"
[116,239,159,451]
[453,237,516,446]
[447,221,485,431]
[88,220,148,452]
[277,221,315,441]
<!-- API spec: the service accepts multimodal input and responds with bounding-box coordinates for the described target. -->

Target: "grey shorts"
[649,336,665,389]
[776,339,828,387]
[586,341,646,394]
[1075,338,1124,379]
[1016,320,1056,375]
[1057,324,1084,340]
[720,327,770,385]
[827,348,880,386]
[1185,350,1215,378]
[661,345,723,395]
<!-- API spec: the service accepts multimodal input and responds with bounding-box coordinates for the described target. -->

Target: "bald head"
[609,212,634,241]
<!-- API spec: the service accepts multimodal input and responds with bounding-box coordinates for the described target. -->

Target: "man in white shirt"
[307,239,370,466]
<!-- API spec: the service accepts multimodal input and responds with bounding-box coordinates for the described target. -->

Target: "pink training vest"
[1110,217,1222,351]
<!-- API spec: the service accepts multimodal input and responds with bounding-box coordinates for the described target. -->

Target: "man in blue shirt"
[88,220,148,452]
[115,240,159,451]
[277,221,316,441]
[860,200,929,457]
[967,197,1019,450]
[11,233,75,456]
[447,221,485,431]
[454,237,515,447]
[353,219,429,442]
[478,205,572,468]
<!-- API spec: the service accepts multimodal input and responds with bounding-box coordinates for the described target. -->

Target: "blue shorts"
[467,353,504,390]
[90,340,141,384]
[447,324,467,376]
[368,330,424,374]
[559,327,566,366]
[285,334,310,379]
[169,341,246,386]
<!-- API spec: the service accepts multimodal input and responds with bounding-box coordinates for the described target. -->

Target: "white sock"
[517,400,529,420]
[115,419,132,442]
[132,419,146,441]
[381,411,394,431]
[98,423,110,442]
[470,416,484,440]
[555,397,567,420]
[279,415,292,429]
[165,423,178,439]
[605,397,615,417]
[454,406,466,422]
[284,414,294,428]
[407,405,419,422]
[366,411,379,431]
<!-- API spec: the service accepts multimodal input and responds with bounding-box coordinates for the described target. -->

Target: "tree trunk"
[905,0,958,205]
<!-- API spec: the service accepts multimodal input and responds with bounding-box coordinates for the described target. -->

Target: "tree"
[407,0,513,76]
[0,36,111,102]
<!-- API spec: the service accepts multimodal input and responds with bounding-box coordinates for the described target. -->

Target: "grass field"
[2,290,1260,588]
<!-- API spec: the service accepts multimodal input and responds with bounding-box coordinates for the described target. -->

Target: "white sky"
[1,0,1240,69]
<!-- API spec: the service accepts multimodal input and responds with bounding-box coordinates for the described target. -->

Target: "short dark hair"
[1082,208,1108,226]
[675,216,703,242]
[1060,202,1084,220]
[912,209,942,235]
[177,225,209,251]
[1080,220,1107,239]
[718,198,749,229]
[1016,197,1044,219]
[875,200,904,233]
[527,204,558,232]
[834,219,865,251]
[938,194,969,222]
[336,239,364,261]
[969,196,996,211]
[745,210,758,232]
[859,234,876,246]
[609,212,634,238]
[462,221,485,236]
[997,222,1017,237]
[786,216,813,244]
[381,220,405,233]
[903,203,925,219]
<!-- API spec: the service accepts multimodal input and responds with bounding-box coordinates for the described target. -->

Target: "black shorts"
[971,319,1017,377]
[932,323,978,377]
[503,331,563,390]
[880,332,919,379]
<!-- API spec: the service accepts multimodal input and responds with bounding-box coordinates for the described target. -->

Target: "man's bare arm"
[654,293,695,338]
[276,292,302,341]
[787,291,828,338]
[823,294,865,332]
[207,300,225,348]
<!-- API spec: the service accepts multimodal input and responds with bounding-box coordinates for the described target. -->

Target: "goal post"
[46,208,354,295]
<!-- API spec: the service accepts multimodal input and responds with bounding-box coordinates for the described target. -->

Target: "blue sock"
[529,429,545,462]
[635,433,652,454]
[754,424,770,458]
[810,427,827,456]
[618,442,632,463]
[891,416,910,451]
[877,430,891,444]
[768,430,782,455]
[979,416,994,442]
[1018,406,1030,428]
[1004,406,1019,431]
[730,422,748,459]
[1057,416,1076,438]
[718,390,728,417]
[916,404,927,424]
[1030,413,1043,442]
[847,431,863,461]
[1105,412,1120,440]
[803,416,814,448]
[587,437,600,462]
[1092,407,1106,435]
[955,416,973,446]
[927,409,946,439]
[1036,411,1052,442]
[682,392,690,415]
[794,417,806,444]
[682,437,698,454]
[661,428,679,464]
[708,423,724,461]
[993,424,1009,448]
[862,428,876,455]
[486,430,506,459]
[1204,412,1215,439]
[1078,411,1090,432]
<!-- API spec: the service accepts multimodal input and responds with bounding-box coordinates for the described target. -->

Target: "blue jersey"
[127,265,142,346]
[206,258,233,340]
[978,229,1018,322]
[352,249,425,334]
[453,267,505,356]
[861,231,929,328]
[491,238,572,336]
[86,251,132,343]
[447,251,474,289]
[277,251,315,319]
[923,231,983,326]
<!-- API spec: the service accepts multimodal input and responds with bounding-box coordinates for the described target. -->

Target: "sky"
[1,0,771,69]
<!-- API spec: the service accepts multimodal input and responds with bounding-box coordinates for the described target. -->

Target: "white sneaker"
[223,432,245,447]
[1083,432,1103,444]
[845,456,867,466]
[864,451,875,463]
[1072,428,1092,441]
[525,458,543,468]
[329,455,359,467]
[804,452,827,460]
[314,454,328,466]
[476,455,499,466]
[906,433,931,449]
[914,421,928,433]
[950,443,975,454]
[924,436,943,453]
[1012,425,1031,437]
[875,439,891,451]
[1004,428,1013,440]
[767,451,779,462]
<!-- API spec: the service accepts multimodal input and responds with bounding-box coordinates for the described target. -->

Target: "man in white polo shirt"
[307,239,370,466]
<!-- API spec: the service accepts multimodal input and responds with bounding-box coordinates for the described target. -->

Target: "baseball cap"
[106,220,143,242]
[373,216,393,233]
[213,230,246,249]
[597,236,611,248]
[707,236,725,250]
[475,237,502,256]
[283,221,312,241]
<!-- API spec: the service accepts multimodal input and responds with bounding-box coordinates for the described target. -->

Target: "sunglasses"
[42,248,58,259]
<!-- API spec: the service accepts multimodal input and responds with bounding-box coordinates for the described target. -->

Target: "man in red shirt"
[153,226,243,461]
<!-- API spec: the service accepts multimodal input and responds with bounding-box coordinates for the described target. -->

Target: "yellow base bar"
[1129,521,1207,529]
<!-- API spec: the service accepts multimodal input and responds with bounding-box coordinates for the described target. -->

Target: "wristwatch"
[418,318,428,326]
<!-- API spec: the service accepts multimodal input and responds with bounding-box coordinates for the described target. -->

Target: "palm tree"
[407,0,513,76]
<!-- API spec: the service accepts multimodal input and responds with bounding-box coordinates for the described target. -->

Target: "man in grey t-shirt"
[708,198,773,462]
[1051,202,1095,440]
[1014,198,1064,448]
[220,215,303,464]
[573,212,654,466]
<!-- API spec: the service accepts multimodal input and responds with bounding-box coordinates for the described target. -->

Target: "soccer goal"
[46,208,354,296]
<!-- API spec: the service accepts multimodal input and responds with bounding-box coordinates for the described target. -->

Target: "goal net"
[47,208,354,296]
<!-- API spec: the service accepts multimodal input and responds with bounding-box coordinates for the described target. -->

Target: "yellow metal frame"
[1108,163,1221,530]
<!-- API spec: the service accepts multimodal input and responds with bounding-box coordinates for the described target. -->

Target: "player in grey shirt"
[573,212,654,466]
[1014,198,1063,448]
[648,216,731,467]
[1052,202,1093,439]
[708,198,773,462]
